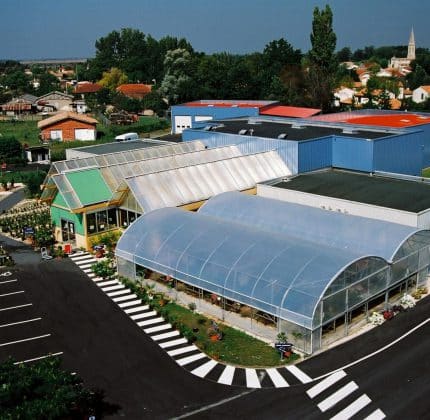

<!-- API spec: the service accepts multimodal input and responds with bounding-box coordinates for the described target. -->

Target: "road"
[1,232,429,419]
[0,188,25,213]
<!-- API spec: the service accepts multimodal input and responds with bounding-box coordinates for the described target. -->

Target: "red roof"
[74,82,102,94]
[117,84,152,98]
[343,114,430,128]
[260,105,321,118]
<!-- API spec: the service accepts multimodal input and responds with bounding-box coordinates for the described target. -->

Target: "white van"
[115,132,139,142]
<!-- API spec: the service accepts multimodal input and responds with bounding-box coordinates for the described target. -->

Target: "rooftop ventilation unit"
[291,123,305,129]
[278,133,288,139]
[342,127,359,134]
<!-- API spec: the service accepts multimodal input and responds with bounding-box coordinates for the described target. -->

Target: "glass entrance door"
[61,219,76,244]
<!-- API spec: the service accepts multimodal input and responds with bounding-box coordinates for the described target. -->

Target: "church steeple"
[407,27,415,60]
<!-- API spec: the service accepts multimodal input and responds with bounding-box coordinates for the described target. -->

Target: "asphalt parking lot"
[0,235,242,419]
[0,268,62,364]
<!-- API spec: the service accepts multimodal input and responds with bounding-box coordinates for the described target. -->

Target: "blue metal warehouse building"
[181,116,427,176]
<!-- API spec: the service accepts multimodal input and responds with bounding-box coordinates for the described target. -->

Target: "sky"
[1,0,429,60]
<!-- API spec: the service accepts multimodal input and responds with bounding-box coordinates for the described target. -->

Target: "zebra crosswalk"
[69,251,315,389]
[306,370,386,419]
[68,250,387,417]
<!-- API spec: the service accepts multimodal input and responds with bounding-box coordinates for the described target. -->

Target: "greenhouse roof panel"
[65,168,112,206]
[116,207,361,328]
[199,192,422,262]
[126,151,291,212]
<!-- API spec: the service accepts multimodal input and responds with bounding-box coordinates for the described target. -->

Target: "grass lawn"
[0,116,171,161]
[0,119,41,146]
[422,167,430,177]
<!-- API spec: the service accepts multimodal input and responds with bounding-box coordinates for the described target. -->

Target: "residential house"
[412,86,430,104]
[38,111,98,142]
[116,84,152,100]
[0,94,38,116]
[72,82,102,113]
[36,91,74,113]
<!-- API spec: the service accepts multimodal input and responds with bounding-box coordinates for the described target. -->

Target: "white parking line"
[286,365,312,384]
[0,279,18,284]
[330,394,372,420]
[0,290,25,298]
[0,303,32,312]
[0,317,42,328]
[317,381,359,412]
[0,333,51,347]
[266,368,289,388]
[13,351,64,365]
[307,370,347,398]
[364,408,386,420]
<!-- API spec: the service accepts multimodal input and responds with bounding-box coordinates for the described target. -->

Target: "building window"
[86,209,118,235]
[118,208,142,228]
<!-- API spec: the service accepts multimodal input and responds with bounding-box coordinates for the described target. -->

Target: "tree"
[336,47,352,62]
[0,356,118,418]
[142,90,168,116]
[306,5,338,112]
[0,136,24,164]
[36,72,60,95]
[99,67,128,91]
[160,49,192,104]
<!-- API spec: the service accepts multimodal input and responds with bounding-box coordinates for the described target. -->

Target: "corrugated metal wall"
[405,125,430,168]
[171,105,259,127]
[183,127,427,176]
[332,136,374,172]
[298,137,332,173]
[373,131,424,176]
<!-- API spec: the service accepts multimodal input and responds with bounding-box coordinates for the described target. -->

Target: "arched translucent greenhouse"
[116,192,430,354]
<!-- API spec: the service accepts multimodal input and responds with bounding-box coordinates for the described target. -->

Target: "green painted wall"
[51,194,85,235]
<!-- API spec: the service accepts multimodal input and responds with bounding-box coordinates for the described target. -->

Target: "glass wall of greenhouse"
[115,195,430,354]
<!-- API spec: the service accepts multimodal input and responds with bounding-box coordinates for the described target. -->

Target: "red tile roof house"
[116,84,152,99]
[38,111,98,142]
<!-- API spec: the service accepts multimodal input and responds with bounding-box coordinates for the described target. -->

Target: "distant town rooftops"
[116,84,152,99]
[74,82,102,94]
[272,169,430,213]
